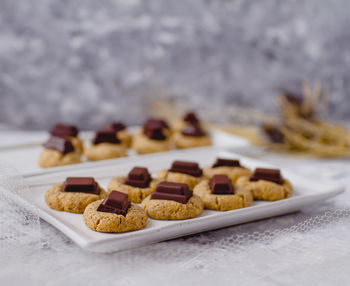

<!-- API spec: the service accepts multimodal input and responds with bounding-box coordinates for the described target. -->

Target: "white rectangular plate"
[0,130,250,176]
[19,147,344,253]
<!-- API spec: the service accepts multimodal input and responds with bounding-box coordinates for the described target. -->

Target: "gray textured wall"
[1,0,350,130]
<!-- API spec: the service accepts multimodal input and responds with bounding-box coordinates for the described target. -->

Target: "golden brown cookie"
[83,200,147,233]
[45,183,107,213]
[84,143,127,161]
[141,195,203,220]
[203,166,251,183]
[172,119,188,132]
[117,129,132,147]
[69,137,83,154]
[172,132,212,149]
[156,169,204,190]
[193,180,253,211]
[131,131,172,154]
[107,176,159,203]
[38,149,81,168]
[236,176,293,201]
[172,112,203,132]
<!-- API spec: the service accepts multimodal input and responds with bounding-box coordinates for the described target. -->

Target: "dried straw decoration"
[262,83,350,157]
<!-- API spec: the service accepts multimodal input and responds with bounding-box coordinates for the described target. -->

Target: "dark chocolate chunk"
[209,175,235,194]
[262,125,285,143]
[62,177,100,195]
[43,136,75,154]
[97,191,130,215]
[92,130,121,144]
[124,167,152,188]
[143,119,168,140]
[144,127,166,140]
[102,122,126,133]
[182,124,206,137]
[50,124,79,138]
[212,158,241,168]
[143,118,169,129]
[250,168,284,185]
[151,182,192,204]
[183,112,199,124]
[169,160,202,177]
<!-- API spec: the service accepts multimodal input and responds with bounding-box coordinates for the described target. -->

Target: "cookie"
[101,122,132,147]
[117,129,132,147]
[38,136,81,168]
[38,149,81,168]
[83,200,147,233]
[45,183,107,214]
[203,166,251,183]
[172,113,211,149]
[107,176,159,203]
[70,136,84,154]
[236,175,293,201]
[156,160,205,189]
[193,180,253,211]
[132,130,171,154]
[172,131,212,149]
[141,194,203,220]
[172,112,200,132]
[85,129,128,161]
[132,118,172,154]
[84,143,127,161]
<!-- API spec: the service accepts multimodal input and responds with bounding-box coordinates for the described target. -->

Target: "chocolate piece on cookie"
[250,168,284,185]
[100,122,132,147]
[108,167,157,203]
[97,191,131,216]
[144,126,166,140]
[63,177,100,195]
[209,175,235,195]
[143,118,169,130]
[43,136,75,154]
[92,130,121,144]
[143,120,167,140]
[124,167,151,188]
[183,112,199,124]
[169,160,202,177]
[151,182,192,204]
[50,123,79,138]
[212,158,241,168]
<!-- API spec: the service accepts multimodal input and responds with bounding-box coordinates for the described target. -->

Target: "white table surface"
[1,130,350,286]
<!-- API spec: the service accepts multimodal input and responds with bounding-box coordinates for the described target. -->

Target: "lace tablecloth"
[1,131,349,286]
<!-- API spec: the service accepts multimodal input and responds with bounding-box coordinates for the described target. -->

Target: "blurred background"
[1,0,350,130]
